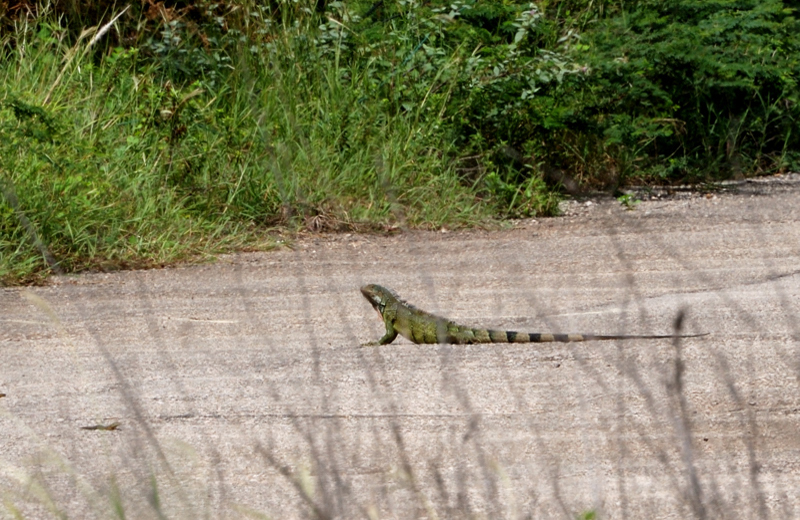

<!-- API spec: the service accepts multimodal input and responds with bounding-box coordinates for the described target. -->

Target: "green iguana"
[361,284,708,345]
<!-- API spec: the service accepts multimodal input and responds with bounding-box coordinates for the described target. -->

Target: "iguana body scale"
[361,284,707,345]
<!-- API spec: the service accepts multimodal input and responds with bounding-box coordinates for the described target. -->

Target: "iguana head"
[360,284,395,317]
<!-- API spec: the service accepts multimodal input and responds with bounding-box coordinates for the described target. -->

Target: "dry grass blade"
[43,6,130,105]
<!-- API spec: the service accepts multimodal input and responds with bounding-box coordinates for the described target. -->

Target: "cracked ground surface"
[2,174,800,519]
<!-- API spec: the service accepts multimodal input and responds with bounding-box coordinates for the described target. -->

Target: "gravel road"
[2,174,800,519]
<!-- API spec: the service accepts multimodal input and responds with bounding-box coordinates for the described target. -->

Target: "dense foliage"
[333,0,800,188]
[1,0,798,282]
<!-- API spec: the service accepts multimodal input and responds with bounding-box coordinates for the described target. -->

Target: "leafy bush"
[441,0,800,185]
[337,0,799,187]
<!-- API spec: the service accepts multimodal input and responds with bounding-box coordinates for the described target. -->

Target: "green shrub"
[445,0,800,185]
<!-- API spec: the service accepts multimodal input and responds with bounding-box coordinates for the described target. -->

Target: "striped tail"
[475,330,708,344]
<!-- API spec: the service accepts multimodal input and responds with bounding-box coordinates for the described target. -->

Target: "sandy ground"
[2,175,800,519]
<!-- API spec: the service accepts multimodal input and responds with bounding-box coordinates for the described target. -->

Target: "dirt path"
[2,175,800,519]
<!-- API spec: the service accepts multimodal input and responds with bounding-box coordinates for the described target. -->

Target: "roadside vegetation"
[1,0,798,284]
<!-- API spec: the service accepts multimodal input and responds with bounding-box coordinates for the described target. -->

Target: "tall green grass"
[0,11,494,285]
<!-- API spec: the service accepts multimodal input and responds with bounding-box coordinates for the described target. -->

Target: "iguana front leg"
[362,314,398,346]
[378,320,398,345]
